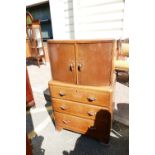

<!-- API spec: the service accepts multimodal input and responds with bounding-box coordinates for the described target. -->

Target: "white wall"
[64,0,74,39]
[122,0,129,39]
[73,0,125,39]
[26,0,48,7]
[49,0,75,39]
[49,0,67,39]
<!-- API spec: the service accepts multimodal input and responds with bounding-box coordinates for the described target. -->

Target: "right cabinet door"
[76,41,114,86]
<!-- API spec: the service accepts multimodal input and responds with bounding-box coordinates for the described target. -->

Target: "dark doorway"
[26,2,53,41]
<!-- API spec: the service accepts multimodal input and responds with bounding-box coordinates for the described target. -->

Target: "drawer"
[52,98,109,120]
[50,84,111,107]
[54,112,111,143]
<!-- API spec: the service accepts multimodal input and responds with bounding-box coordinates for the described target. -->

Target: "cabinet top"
[47,39,116,44]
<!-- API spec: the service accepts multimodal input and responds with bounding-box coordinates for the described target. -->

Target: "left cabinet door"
[48,43,76,84]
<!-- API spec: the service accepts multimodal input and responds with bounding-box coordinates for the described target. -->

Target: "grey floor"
[26,62,129,155]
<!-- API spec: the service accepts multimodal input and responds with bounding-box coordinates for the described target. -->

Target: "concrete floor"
[26,62,129,155]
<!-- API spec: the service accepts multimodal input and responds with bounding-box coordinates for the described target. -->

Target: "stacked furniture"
[48,40,116,143]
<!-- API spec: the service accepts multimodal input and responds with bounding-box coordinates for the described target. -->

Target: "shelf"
[40,19,51,23]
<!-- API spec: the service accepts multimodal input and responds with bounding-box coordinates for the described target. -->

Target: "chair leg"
[42,57,46,65]
[116,70,118,78]
[37,58,40,67]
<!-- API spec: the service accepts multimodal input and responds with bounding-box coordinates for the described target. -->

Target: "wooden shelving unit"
[26,18,46,67]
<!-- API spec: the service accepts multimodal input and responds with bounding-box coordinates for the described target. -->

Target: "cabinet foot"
[56,126,62,132]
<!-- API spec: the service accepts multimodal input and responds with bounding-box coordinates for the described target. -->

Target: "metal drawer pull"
[87,97,96,102]
[69,63,74,71]
[78,64,82,71]
[62,120,70,124]
[59,92,65,97]
[60,105,66,110]
[87,111,95,116]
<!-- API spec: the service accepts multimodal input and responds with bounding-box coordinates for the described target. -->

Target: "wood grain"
[48,39,115,143]
[54,111,111,143]
[52,98,109,120]
[48,40,116,86]
[48,43,76,83]
[50,82,111,107]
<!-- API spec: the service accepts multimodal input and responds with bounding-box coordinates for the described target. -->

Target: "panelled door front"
[76,41,114,86]
[48,43,76,84]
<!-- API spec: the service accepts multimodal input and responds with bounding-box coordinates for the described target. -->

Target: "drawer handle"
[87,111,95,116]
[59,92,65,97]
[69,63,74,72]
[60,105,66,110]
[87,97,96,102]
[62,120,70,124]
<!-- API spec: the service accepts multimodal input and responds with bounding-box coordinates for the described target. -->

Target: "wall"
[26,0,49,7]
[27,0,127,39]
[49,0,67,39]
[64,0,74,39]
[73,0,125,39]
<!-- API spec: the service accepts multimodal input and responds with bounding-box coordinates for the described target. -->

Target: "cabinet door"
[48,43,76,84]
[77,41,114,86]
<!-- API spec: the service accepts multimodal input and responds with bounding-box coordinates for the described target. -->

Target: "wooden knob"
[62,120,70,124]
[87,111,95,116]
[59,92,65,97]
[60,105,66,110]
[87,97,96,102]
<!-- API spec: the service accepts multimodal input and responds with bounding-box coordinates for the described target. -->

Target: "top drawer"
[49,82,111,108]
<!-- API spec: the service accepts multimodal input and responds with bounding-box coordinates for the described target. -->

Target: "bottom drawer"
[54,112,111,143]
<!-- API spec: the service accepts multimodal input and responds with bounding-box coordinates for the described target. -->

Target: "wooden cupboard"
[48,40,115,86]
[48,40,116,143]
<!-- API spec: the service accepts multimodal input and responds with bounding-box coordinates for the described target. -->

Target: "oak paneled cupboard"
[48,40,116,143]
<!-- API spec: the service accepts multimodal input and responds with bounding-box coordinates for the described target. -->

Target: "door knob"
[78,64,82,72]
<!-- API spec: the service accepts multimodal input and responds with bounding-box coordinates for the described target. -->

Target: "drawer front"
[50,85,110,107]
[54,112,94,133]
[54,112,111,143]
[52,98,109,120]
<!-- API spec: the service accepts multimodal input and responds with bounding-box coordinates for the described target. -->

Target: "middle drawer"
[52,98,109,120]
